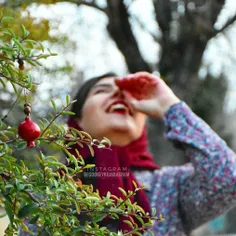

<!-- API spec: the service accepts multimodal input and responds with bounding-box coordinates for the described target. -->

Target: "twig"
[21,190,41,205]
[0,73,34,91]
[1,88,23,121]
[213,13,236,36]
[72,0,107,14]
[40,103,72,137]
[132,14,160,43]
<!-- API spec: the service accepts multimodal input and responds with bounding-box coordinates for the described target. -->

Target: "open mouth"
[106,100,132,115]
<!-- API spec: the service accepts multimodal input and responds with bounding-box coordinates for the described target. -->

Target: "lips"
[106,100,132,115]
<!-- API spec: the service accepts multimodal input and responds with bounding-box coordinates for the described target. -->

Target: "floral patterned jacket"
[20,102,236,235]
[134,102,236,235]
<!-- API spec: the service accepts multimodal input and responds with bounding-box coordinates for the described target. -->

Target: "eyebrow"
[91,83,114,89]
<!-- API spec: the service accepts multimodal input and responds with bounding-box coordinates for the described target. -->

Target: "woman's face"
[78,77,146,146]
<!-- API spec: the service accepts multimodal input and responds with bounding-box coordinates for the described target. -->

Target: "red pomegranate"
[115,72,158,100]
[18,117,41,147]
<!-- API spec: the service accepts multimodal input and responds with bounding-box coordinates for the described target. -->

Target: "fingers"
[130,99,160,117]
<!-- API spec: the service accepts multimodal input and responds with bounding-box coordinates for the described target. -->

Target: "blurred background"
[0,0,236,235]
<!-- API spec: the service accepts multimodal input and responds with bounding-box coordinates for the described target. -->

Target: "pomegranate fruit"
[18,117,41,147]
[115,73,158,100]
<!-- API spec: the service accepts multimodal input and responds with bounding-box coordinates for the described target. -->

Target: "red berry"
[18,117,41,147]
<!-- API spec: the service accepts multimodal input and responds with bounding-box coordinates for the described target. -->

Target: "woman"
[21,71,236,235]
[67,71,236,235]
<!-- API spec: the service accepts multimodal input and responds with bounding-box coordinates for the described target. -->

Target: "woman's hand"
[115,72,180,118]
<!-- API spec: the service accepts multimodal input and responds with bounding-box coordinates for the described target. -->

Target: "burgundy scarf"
[67,117,159,232]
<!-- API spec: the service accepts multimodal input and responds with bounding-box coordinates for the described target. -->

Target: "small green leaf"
[39,42,44,52]
[24,39,37,48]
[1,16,14,22]
[26,75,32,89]
[12,38,26,55]
[123,220,133,227]
[51,100,57,111]
[18,203,38,218]
[118,187,127,197]
[66,95,70,106]
[25,59,36,66]
[10,81,18,94]
[29,215,39,224]
[147,230,155,236]
[133,231,143,236]
[62,111,75,116]
[93,213,107,223]
[88,145,94,157]
[4,199,13,223]
[20,24,29,37]
[0,78,6,88]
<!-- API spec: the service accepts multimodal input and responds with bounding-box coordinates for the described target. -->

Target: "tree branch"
[106,1,151,72]
[154,0,172,34]
[0,73,34,92]
[73,0,107,13]
[1,0,107,14]
[131,15,161,43]
[214,13,236,36]
[1,88,23,121]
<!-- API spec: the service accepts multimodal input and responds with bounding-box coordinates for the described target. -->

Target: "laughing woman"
[21,72,236,235]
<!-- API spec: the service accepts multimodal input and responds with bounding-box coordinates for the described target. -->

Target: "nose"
[112,86,124,98]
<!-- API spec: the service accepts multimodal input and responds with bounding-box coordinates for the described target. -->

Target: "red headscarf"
[67,116,159,232]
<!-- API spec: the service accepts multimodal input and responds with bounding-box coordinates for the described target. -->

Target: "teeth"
[109,104,128,113]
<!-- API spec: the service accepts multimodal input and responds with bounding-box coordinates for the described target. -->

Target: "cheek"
[80,99,104,131]
[134,114,146,131]
[82,101,95,117]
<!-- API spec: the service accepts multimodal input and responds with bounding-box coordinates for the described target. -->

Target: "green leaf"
[147,230,154,236]
[84,164,95,169]
[1,16,14,22]
[34,60,43,66]
[25,59,36,67]
[93,213,107,223]
[0,78,6,88]
[29,215,39,224]
[101,137,111,146]
[151,207,156,216]
[4,199,13,223]
[118,187,127,197]
[18,203,38,219]
[88,145,94,157]
[39,42,44,52]
[26,75,32,89]
[10,81,17,94]
[68,152,79,168]
[135,215,144,225]
[24,39,37,48]
[12,38,26,55]
[85,196,100,201]
[50,99,57,111]
[66,95,70,106]
[133,232,143,236]
[20,24,29,37]
[109,208,123,213]
[61,111,75,116]
[123,220,133,227]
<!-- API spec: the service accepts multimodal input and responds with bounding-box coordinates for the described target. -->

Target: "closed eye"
[93,89,111,94]
[90,83,114,95]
